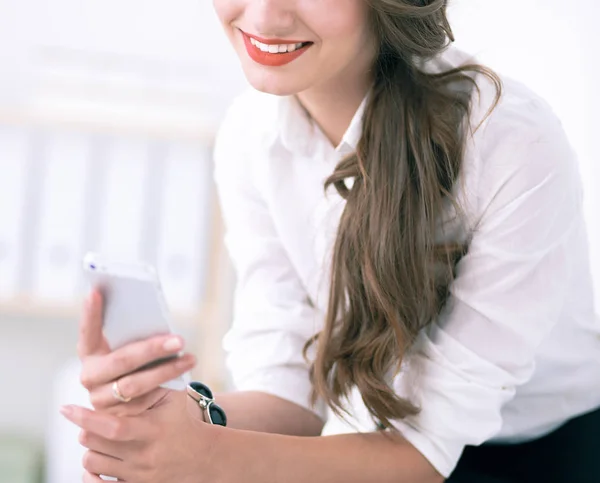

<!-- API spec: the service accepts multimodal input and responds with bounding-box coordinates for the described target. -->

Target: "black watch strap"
[187,381,227,427]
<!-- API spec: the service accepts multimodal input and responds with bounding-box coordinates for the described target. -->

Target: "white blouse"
[213,47,600,478]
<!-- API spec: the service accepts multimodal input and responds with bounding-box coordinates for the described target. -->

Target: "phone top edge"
[82,252,159,283]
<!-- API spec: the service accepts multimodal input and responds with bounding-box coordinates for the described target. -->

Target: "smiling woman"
[62,1,600,483]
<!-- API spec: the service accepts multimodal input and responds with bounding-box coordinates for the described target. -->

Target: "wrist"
[201,424,237,483]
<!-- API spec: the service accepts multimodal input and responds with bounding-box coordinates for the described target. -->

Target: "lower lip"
[242,33,311,67]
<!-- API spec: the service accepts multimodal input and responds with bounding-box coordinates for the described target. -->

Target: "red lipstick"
[241,31,312,67]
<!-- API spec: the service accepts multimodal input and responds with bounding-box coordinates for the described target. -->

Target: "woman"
[61,1,600,482]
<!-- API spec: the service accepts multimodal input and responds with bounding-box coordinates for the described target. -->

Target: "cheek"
[212,0,240,33]
[306,0,371,52]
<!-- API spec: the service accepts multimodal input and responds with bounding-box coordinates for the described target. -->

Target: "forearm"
[216,391,324,436]
[215,428,444,483]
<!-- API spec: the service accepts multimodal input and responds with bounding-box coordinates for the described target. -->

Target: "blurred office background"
[0,1,598,482]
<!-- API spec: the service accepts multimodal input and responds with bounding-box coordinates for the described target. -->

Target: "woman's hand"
[78,290,197,416]
[61,389,223,483]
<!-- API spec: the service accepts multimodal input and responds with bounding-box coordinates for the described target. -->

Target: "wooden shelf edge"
[0,106,219,143]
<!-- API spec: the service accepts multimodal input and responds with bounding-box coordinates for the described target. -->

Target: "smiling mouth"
[248,37,312,54]
[240,30,314,67]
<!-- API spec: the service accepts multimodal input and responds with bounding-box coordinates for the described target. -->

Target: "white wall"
[0,0,247,125]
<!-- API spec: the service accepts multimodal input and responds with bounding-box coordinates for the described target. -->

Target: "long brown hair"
[304,0,502,429]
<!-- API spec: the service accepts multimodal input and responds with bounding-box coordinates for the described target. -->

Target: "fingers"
[61,405,137,442]
[94,388,168,417]
[77,291,106,358]
[82,450,124,482]
[94,388,164,417]
[79,430,126,461]
[111,353,195,402]
[81,335,187,391]
[88,351,195,412]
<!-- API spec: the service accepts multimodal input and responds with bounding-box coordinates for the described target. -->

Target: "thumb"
[77,290,108,358]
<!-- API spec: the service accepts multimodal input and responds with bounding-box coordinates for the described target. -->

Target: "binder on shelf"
[32,131,91,303]
[156,142,213,316]
[97,138,149,262]
[0,126,29,302]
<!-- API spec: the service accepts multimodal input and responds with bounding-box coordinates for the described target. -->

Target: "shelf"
[0,104,218,144]
[0,298,79,320]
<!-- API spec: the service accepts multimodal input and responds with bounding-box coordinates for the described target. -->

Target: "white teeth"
[249,37,306,54]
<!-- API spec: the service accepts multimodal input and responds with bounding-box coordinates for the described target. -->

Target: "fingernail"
[60,405,73,417]
[163,337,183,352]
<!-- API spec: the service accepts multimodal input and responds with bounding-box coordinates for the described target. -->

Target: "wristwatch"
[186,381,227,426]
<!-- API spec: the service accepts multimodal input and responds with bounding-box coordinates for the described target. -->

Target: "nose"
[245,0,296,37]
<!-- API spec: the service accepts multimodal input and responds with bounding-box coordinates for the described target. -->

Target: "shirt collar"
[338,94,368,156]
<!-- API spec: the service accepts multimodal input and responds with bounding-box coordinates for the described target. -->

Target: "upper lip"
[241,30,311,45]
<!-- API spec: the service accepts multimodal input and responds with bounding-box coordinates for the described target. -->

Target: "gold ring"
[112,380,132,403]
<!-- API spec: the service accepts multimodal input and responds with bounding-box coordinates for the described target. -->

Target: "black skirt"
[447,406,600,483]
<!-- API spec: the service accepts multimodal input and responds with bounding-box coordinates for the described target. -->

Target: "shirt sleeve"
[389,107,585,477]
[213,97,328,421]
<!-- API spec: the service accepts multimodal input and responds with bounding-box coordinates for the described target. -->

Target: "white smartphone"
[82,252,189,391]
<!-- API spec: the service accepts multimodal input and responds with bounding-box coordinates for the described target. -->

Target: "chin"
[247,81,299,97]
[242,66,312,97]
